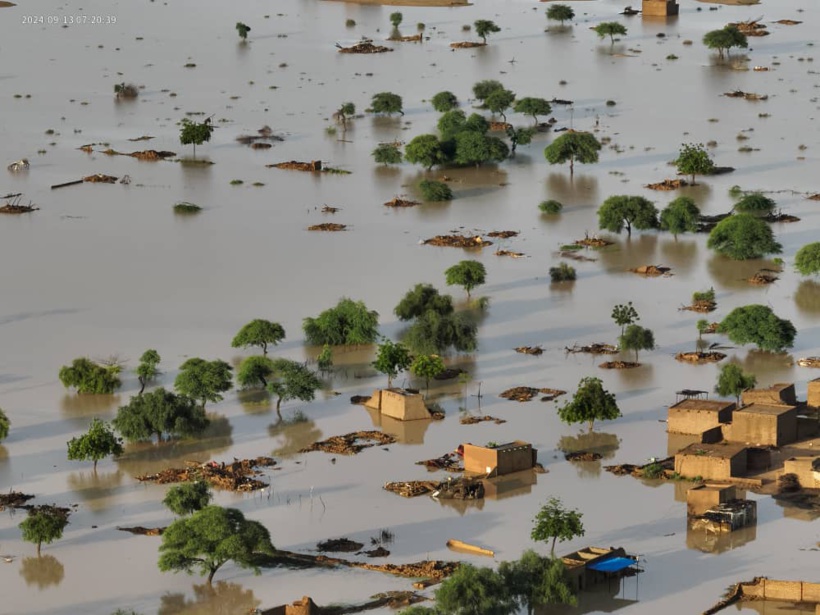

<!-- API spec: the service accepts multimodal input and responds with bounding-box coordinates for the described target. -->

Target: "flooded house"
[462,441,537,477]
[667,398,735,440]
[560,547,638,592]
[641,0,679,17]
[364,388,432,421]
[782,456,820,489]
[674,442,749,482]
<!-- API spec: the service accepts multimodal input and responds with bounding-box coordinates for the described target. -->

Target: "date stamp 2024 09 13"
[22,15,117,25]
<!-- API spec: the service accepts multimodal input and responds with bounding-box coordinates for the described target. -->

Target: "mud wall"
[675,450,746,481]
[741,384,797,406]
[741,579,820,602]
[808,379,820,409]
[642,0,679,16]
[668,409,726,435]
[783,457,820,489]
[731,408,797,447]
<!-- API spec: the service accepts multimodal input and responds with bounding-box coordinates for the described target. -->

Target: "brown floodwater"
[1,0,819,613]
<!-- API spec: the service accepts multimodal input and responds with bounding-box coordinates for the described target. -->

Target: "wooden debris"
[6,158,29,172]
[317,538,364,553]
[729,19,769,36]
[797,357,820,368]
[308,223,347,232]
[117,526,164,536]
[574,236,613,248]
[337,40,393,54]
[629,264,672,276]
[300,431,397,455]
[388,33,422,43]
[495,250,527,258]
[268,160,323,171]
[434,367,467,380]
[384,481,444,498]
[765,212,800,223]
[83,174,118,183]
[488,121,511,132]
[446,540,494,557]
[450,41,486,49]
[724,91,769,101]
[680,300,717,313]
[128,135,154,142]
[361,546,391,558]
[514,346,543,356]
[808,194,820,201]
[0,195,38,213]
[416,452,463,472]
[251,142,272,150]
[102,149,176,160]
[0,491,35,511]
[500,387,566,402]
[748,270,778,285]
[774,19,801,25]
[487,230,519,238]
[384,477,484,500]
[565,343,618,355]
[565,451,603,461]
[384,196,420,208]
[422,234,492,248]
[321,205,340,213]
[645,178,688,190]
[136,456,277,492]
[460,415,506,425]
[675,351,727,364]
[599,361,639,369]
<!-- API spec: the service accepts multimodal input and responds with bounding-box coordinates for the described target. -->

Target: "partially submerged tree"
[174,359,233,408]
[674,143,715,185]
[703,25,748,59]
[499,550,577,615]
[549,262,576,283]
[717,305,796,353]
[163,482,212,516]
[59,357,121,395]
[0,407,9,441]
[235,22,251,40]
[158,505,275,586]
[435,563,514,615]
[404,134,447,170]
[611,301,639,337]
[514,97,552,126]
[474,19,501,45]
[733,192,776,217]
[715,363,757,406]
[231,319,285,356]
[395,284,454,321]
[546,4,575,26]
[445,260,487,298]
[431,91,459,112]
[795,242,820,276]
[66,418,123,471]
[472,80,504,105]
[236,356,276,388]
[707,213,782,260]
[303,298,379,346]
[419,179,454,201]
[389,12,403,28]
[593,22,627,46]
[404,310,477,355]
[485,88,516,123]
[531,497,585,555]
[19,507,69,556]
[659,196,700,238]
[373,143,402,165]
[619,324,655,363]
[267,359,321,418]
[410,354,446,394]
[544,131,601,176]
[179,118,215,159]
[453,132,509,167]
[136,349,161,395]
[369,92,404,116]
[113,387,209,442]
[558,377,621,432]
[335,102,356,130]
[372,339,413,388]
[597,195,659,237]
[506,126,536,156]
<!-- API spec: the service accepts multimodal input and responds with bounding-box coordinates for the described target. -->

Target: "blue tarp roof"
[587,557,635,573]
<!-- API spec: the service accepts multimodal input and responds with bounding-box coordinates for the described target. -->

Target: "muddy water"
[1,0,819,613]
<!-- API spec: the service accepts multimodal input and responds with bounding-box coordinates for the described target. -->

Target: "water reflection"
[735,352,795,384]
[686,522,757,554]
[66,470,124,512]
[541,579,638,615]
[19,555,65,589]
[773,496,820,522]
[434,494,485,515]
[60,394,120,418]
[545,173,599,205]
[735,600,817,615]
[364,405,431,445]
[238,388,272,415]
[269,411,322,458]
[158,581,260,615]
[558,432,621,478]
[597,235,659,272]
[658,238,698,276]
[795,280,820,315]
[482,470,537,500]
[706,255,775,291]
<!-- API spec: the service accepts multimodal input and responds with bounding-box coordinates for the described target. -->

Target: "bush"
[549,262,576,282]
[173,202,202,214]
[419,179,453,201]
[692,288,715,303]
[643,462,664,479]
[539,199,563,214]
[345,19,356,27]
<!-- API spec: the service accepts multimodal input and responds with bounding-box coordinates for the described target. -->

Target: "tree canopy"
[514,97,552,125]
[717,305,796,353]
[558,377,621,431]
[236,356,276,389]
[593,22,627,45]
[19,507,69,556]
[373,143,402,165]
[303,298,380,346]
[419,179,454,201]
[472,80,504,104]
[703,25,748,58]
[59,357,122,395]
[231,319,285,355]
[715,363,757,406]
[389,12,403,28]
[404,310,477,355]
[174,358,233,408]
[266,358,322,417]
[395,284,454,321]
[733,192,776,217]
[435,563,515,615]
[543,131,601,176]
[611,301,639,337]
[506,126,536,156]
[485,88,516,122]
[67,418,123,471]
[619,324,655,363]
[370,92,404,116]
[136,349,161,395]
[659,196,700,238]
[597,195,659,236]
[795,242,820,276]
[546,4,575,25]
[410,354,446,394]
[431,91,459,112]
[113,387,209,442]
[474,19,501,44]
[0,407,9,441]
[163,481,213,516]
[445,260,487,298]
[372,339,413,388]
[674,143,715,185]
[235,22,251,40]
[707,213,782,260]
[179,118,215,158]
[158,505,275,585]
[531,497,585,555]
[404,134,447,170]
[499,551,576,615]
[453,132,509,167]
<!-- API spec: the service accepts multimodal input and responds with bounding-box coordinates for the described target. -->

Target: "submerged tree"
[404,134,447,170]
[404,310,477,355]
[435,563,514,615]
[369,92,404,116]
[19,507,69,556]
[66,418,123,471]
[593,22,627,46]
[236,356,276,388]
[531,497,585,555]
[372,143,402,165]
[113,387,209,442]
[733,192,776,217]
[431,91,459,112]
[546,4,575,27]
[59,357,122,395]
[514,97,552,126]
[611,301,639,337]
[136,349,161,395]
[372,339,413,388]
[410,354,446,395]
[544,131,601,176]
[395,284,454,321]
[179,118,215,159]
[715,363,757,406]
[619,324,655,363]
[235,22,251,40]
[472,80,504,105]
[703,25,748,59]
[674,143,715,185]
[506,126,536,156]
[485,88,516,123]
[795,242,820,276]
[174,359,233,409]
[717,305,796,353]
[303,298,379,346]
[558,377,621,432]
[445,260,487,298]
[707,213,782,260]
[659,196,700,238]
[597,195,659,237]
[0,407,9,441]
[474,19,501,45]
[500,551,577,615]
[267,359,322,418]
[163,481,213,516]
[335,102,356,130]
[231,319,285,356]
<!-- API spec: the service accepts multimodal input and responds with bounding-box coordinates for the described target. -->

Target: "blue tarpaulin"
[587,557,635,573]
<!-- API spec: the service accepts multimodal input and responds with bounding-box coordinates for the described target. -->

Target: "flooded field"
[1,0,819,613]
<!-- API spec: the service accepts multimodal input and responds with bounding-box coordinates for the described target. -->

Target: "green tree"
[158,505,275,586]
[435,563,515,615]
[659,196,700,238]
[19,507,69,556]
[795,242,820,276]
[66,418,123,471]
[419,179,454,201]
[514,98,552,125]
[235,22,251,40]
[549,262,576,282]
[453,132,509,167]
[390,12,403,27]
[336,102,356,130]
[485,89,516,122]
[474,19,501,45]
[597,195,659,237]
[174,359,233,408]
[544,130,601,176]
[611,301,639,337]
[372,339,413,387]
[231,319,285,356]
[236,355,276,388]
[59,357,121,395]
[163,482,212,516]
[438,110,468,139]
[707,213,782,260]
[369,92,404,116]
[395,284,454,321]
[499,550,577,614]
[593,21,627,46]
[445,260,487,298]
[674,143,715,185]
[619,324,655,363]
[546,4,575,26]
[531,497,585,556]
[267,359,321,418]
[0,407,9,441]
[431,91,459,112]
[506,126,535,156]
[717,305,796,353]
[113,388,209,442]
[539,199,563,214]
[404,311,477,355]
[697,318,710,350]
[715,363,757,406]
[303,298,379,346]
[703,25,748,59]
[136,349,161,395]
[473,80,504,104]
[179,118,215,159]
[410,354,446,394]
[734,192,776,217]
[373,143,402,165]
[405,134,447,170]
[558,377,621,432]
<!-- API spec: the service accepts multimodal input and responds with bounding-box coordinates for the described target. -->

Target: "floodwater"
[0,0,819,613]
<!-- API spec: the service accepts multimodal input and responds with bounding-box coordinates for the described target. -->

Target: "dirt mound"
[416,452,463,472]
[300,430,397,455]
[575,236,612,248]
[807,194,820,201]
[450,41,486,49]
[422,234,492,248]
[488,121,512,132]
[630,264,672,276]
[251,142,272,150]
[599,361,639,369]
[136,456,277,492]
[774,19,801,25]
[83,174,118,183]
[748,270,778,285]
[514,346,543,356]
[675,351,727,363]
[495,249,527,258]
[645,178,688,190]
[729,19,769,36]
[565,451,603,461]
[0,201,38,214]
[565,343,618,355]
[384,197,420,208]
[604,463,641,476]
[460,415,506,425]
[680,300,717,313]
[308,223,347,231]
[118,526,165,536]
[269,160,323,171]
[487,230,519,238]
[0,491,35,510]
[500,387,566,402]
[317,538,364,553]
[337,41,393,54]
[388,33,422,43]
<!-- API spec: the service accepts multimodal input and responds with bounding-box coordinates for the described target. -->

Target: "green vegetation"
[336,102,356,130]
[266,358,322,417]
[174,358,233,408]
[235,22,251,40]
[733,192,776,217]
[545,4,575,26]
[435,563,515,615]
[66,418,123,471]
[0,407,8,441]
[485,88,516,122]
[404,134,447,170]
[373,143,402,165]
[395,284,454,321]
[231,319,285,356]
[539,199,563,214]
[612,301,639,337]
[707,213,782,260]
[19,507,69,556]
[674,143,714,185]
[179,117,215,158]
[369,92,404,116]
[389,12,403,28]
[317,344,333,373]
[445,260,487,298]
[59,358,122,395]
[544,131,601,176]
[514,97,552,125]
[163,481,212,516]
[372,339,413,387]
[431,91,459,112]
[558,376,621,432]
[693,287,716,303]
[472,80,504,105]
[715,363,757,406]
[173,202,202,214]
[795,242,820,276]
[499,551,577,614]
[659,196,700,238]
[597,195,659,236]
[474,19,501,45]
[303,298,379,346]
[136,349,161,395]
[453,131,509,167]
[113,388,208,442]
[703,25,748,58]
[410,354,446,394]
[236,356,276,388]
[404,310,477,355]
[593,22,627,46]
[717,305,796,353]
[549,262,576,282]
[506,126,535,155]
[619,324,655,363]
[419,179,453,201]
[531,497,585,555]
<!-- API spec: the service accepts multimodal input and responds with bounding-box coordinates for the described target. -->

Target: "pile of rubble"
[300,431,397,455]
[136,457,277,492]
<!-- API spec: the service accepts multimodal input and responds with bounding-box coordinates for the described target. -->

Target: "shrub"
[419,179,453,201]
[173,202,202,214]
[643,462,664,479]
[549,262,576,282]
[539,199,563,214]
[345,19,356,27]
[692,288,715,303]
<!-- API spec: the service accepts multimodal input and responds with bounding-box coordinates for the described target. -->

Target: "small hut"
[642,0,679,16]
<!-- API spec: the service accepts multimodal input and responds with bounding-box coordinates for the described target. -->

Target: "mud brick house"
[741,383,797,407]
[675,442,748,481]
[642,0,679,16]
[667,399,735,438]
[808,378,820,409]
[728,403,798,447]
[264,596,321,615]
[561,547,637,592]
[783,456,820,489]
[365,388,431,421]
[686,484,743,516]
[463,441,537,477]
